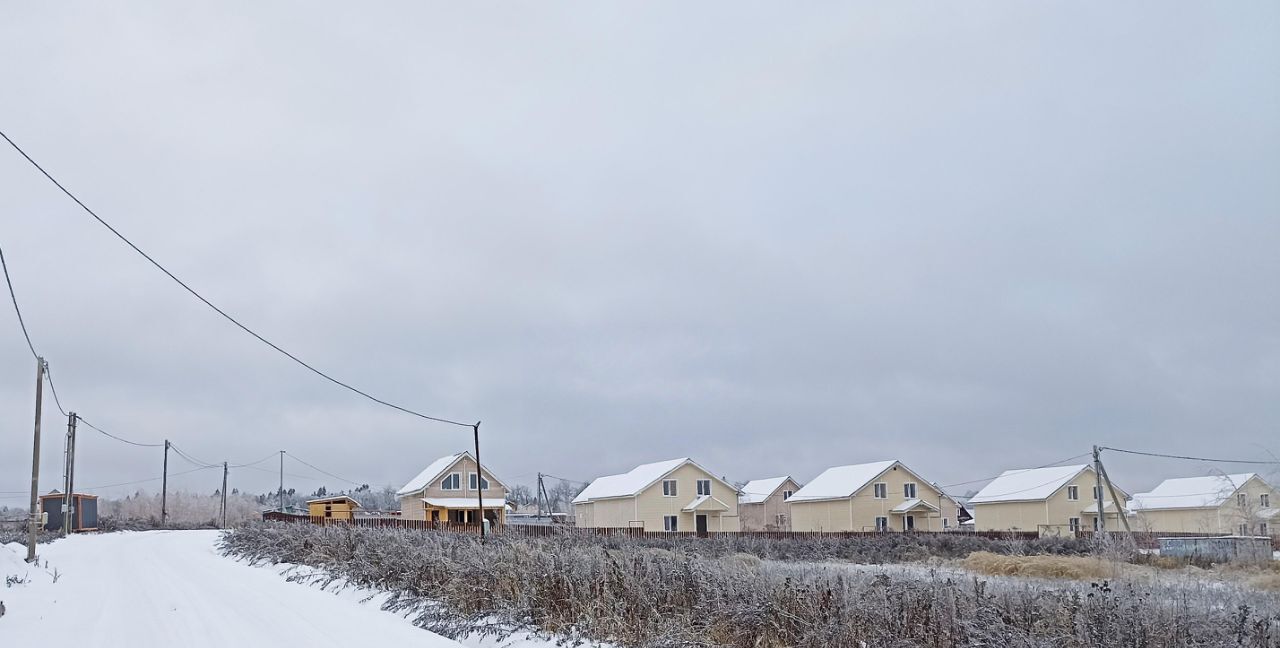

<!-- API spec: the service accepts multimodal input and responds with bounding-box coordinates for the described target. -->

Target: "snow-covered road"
[1,530,462,647]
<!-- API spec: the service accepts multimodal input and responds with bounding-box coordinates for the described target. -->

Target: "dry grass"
[962,550,1118,580]
[1250,573,1280,590]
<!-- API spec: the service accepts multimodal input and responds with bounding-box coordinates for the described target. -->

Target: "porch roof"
[682,495,730,512]
[423,497,507,510]
[890,498,939,514]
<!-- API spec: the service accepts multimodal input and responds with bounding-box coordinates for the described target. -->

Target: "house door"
[696,514,708,537]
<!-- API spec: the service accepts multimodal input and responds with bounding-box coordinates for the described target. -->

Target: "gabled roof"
[739,476,795,505]
[682,495,730,512]
[306,495,360,506]
[969,465,1090,504]
[396,452,507,497]
[891,498,938,513]
[788,460,905,502]
[573,458,735,504]
[1130,473,1258,511]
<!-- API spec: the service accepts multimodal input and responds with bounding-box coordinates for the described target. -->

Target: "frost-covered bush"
[221,523,1280,647]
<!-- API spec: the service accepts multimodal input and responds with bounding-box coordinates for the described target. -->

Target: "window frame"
[468,472,490,491]
[903,482,917,499]
[875,516,888,532]
[1238,492,1247,507]
[903,514,915,531]
[663,515,678,532]
[441,473,462,491]
[696,479,712,496]
[1067,485,1079,501]
[873,483,887,499]
[782,490,793,501]
[662,479,678,497]
[1069,517,1080,532]
[1262,494,1270,508]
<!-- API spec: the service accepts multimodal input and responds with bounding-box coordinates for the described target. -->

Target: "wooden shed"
[39,492,99,532]
[306,495,360,522]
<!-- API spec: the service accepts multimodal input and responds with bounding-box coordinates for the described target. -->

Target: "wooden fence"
[259,512,1280,549]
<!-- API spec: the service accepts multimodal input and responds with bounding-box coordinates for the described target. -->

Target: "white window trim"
[441,472,461,491]
[782,490,793,501]
[903,514,915,531]
[903,482,918,499]
[1069,517,1081,532]
[1262,494,1270,507]
[468,472,490,491]
[1067,486,1079,501]
[873,483,887,499]
[1238,493,1247,507]
[696,479,712,496]
[663,515,678,532]
[662,479,678,497]
[875,516,888,531]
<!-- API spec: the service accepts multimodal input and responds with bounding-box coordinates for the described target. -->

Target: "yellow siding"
[398,454,508,524]
[576,462,740,532]
[973,468,1128,534]
[739,478,801,531]
[308,500,357,521]
[790,463,960,532]
[1134,476,1279,534]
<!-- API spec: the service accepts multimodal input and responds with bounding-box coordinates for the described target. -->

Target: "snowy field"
[0,531,560,648]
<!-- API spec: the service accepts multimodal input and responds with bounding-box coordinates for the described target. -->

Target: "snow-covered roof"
[397,453,466,496]
[682,495,730,512]
[1080,501,1119,514]
[422,497,507,509]
[788,460,899,502]
[1130,473,1257,511]
[739,477,794,505]
[306,495,360,506]
[891,498,938,513]
[574,458,734,504]
[969,465,1090,504]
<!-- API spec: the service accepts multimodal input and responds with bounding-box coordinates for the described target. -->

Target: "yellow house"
[574,458,740,533]
[969,464,1129,535]
[738,476,802,531]
[397,451,508,526]
[307,495,360,521]
[1130,473,1278,535]
[788,460,961,532]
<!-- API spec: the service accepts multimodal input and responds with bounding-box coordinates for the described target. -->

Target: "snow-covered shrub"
[221,523,1280,647]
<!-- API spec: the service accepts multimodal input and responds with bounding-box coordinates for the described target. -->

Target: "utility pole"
[161,440,170,526]
[537,472,543,520]
[220,461,229,528]
[1092,445,1106,539]
[62,412,77,536]
[473,421,484,538]
[278,450,284,512]
[1096,455,1132,534]
[26,357,46,563]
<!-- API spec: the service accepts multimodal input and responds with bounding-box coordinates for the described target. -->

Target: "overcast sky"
[2,2,1277,506]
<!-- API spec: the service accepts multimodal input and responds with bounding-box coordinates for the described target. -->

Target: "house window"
[662,480,678,497]
[1262,494,1270,508]
[782,490,793,500]
[1238,493,1247,507]
[873,483,887,499]
[903,483,917,499]
[1260,522,1268,535]
[1069,517,1080,532]
[903,515,915,531]
[942,518,950,529]
[469,473,490,491]
[663,515,678,532]
[696,479,712,496]
[1092,486,1101,501]
[775,513,787,526]
[875,516,888,531]
[1239,523,1250,535]
[441,473,461,491]
[1067,486,1079,501]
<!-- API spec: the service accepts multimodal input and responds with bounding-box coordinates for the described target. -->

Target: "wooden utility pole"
[1092,445,1106,539]
[220,461,228,528]
[473,421,484,538]
[26,357,46,563]
[278,450,284,512]
[537,472,543,520]
[1097,456,1132,534]
[161,440,170,526]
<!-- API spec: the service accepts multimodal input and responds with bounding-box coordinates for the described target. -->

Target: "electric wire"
[941,452,1093,490]
[1099,446,1279,465]
[286,452,362,486]
[79,465,217,491]
[76,415,166,448]
[0,129,471,429]
[0,240,38,360]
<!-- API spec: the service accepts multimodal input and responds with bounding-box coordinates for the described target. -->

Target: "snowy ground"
[0,531,563,648]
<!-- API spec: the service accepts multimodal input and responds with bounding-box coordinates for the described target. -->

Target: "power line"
[229,452,280,469]
[80,465,216,491]
[76,415,165,448]
[44,367,70,417]
[1099,446,1280,466]
[171,444,219,469]
[942,452,1092,490]
[286,452,362,486]
[0,129,471,429]
[0,240,38,360]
